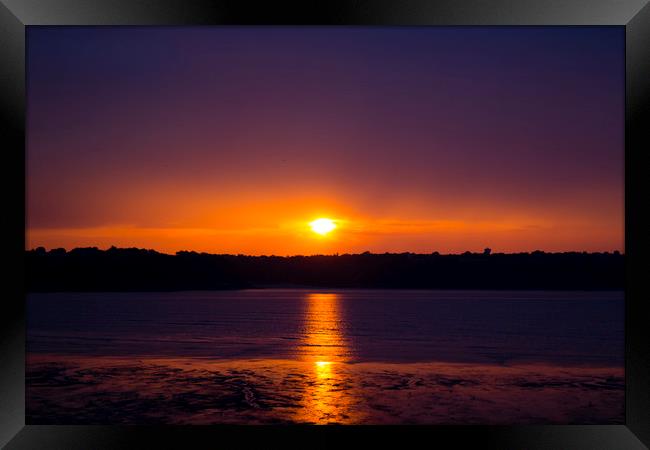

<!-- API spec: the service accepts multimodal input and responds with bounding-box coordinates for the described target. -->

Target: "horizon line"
[26,245,625,258]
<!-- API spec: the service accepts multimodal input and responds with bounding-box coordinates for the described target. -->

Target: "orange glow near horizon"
[26,194,624,255]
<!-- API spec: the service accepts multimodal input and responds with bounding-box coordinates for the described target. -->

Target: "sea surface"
[26,289,624,424]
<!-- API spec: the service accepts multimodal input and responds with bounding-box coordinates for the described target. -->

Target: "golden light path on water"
[297,292,360,424]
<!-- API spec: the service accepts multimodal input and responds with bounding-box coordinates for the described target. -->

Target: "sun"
[310,218,336,235]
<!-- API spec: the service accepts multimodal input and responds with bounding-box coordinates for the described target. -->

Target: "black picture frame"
[1,1,648,448]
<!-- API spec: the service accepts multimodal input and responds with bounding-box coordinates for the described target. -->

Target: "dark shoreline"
[26,247,624,292]
[27,287,626,293]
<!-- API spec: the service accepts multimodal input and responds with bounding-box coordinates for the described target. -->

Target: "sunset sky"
[27,26,624,255]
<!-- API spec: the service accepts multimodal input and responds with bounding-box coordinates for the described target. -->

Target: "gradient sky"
[27,26,624,255]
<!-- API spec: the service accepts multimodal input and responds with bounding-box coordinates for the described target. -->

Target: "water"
[26,289,624,424]
[27,289,624,365]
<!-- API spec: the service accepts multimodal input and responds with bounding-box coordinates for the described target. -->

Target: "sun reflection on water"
[297,292,358,424]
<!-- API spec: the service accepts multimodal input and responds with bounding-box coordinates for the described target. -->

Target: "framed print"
[1,1,649,448]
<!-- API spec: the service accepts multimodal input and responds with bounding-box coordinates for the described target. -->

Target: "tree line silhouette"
[25,246,624,292]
